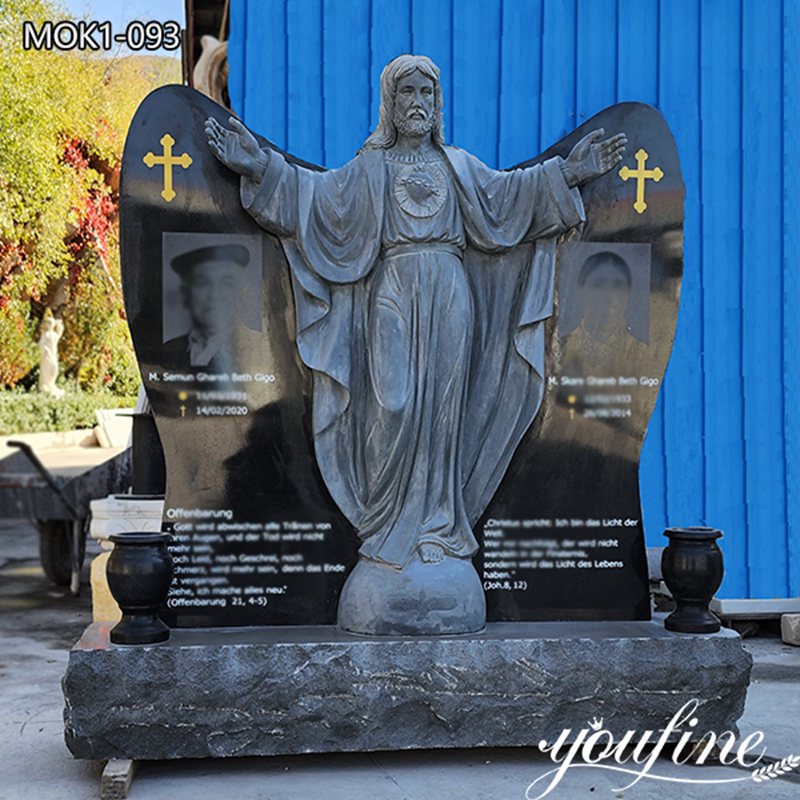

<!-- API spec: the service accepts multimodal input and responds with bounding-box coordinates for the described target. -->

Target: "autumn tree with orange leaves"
[0,0,179,392]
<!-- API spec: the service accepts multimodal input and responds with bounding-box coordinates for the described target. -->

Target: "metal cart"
[0,436,131,594]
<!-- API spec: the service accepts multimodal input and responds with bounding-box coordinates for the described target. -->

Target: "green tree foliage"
[0,0,180,392]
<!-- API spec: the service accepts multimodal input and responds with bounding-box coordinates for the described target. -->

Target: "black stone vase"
[661,527,723,633]
[107,532,173,644]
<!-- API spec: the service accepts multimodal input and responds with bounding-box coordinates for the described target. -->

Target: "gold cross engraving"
[143,134,193,202]
[618,148,663,214]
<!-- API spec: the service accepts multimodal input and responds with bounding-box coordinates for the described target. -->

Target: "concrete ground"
[0,518,797,800]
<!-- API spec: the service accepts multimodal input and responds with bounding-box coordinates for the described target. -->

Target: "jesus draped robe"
[239,144,584,569]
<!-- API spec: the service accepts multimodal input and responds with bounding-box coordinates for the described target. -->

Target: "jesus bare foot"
[419,543,445,563]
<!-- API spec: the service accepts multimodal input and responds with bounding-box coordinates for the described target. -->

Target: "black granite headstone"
[478,104,683,620]
[121,88,682,627]
[121,87,358,627]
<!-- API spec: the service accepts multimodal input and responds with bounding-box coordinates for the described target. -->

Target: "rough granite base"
[63,617,751,761]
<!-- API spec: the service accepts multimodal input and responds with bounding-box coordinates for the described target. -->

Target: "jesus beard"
[393,108,435,138]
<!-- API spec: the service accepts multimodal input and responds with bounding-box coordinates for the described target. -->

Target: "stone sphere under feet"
[337,551,486,636]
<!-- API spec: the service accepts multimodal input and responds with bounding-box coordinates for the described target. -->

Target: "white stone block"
[89,494,165,549]
[781,613,800,646]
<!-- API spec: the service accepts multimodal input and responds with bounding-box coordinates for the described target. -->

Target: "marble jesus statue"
[205,54,626,635]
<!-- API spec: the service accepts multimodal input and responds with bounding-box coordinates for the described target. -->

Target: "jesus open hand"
[205,116,267,182]
[561,128,627,188]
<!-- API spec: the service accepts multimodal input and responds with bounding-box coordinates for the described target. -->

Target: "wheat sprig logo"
[752,755,800,783]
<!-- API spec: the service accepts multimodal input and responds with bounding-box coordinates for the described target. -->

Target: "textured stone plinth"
[63,617,751,761]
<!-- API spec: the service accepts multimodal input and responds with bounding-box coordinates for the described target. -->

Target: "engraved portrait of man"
[162,243,251,373]
[558,243,651,369]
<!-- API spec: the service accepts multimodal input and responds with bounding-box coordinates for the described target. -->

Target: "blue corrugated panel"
[616,0,668,550]
[244,0,287,149]
[658,0,707,586]
[784,0,799,598]
[539,0,577,147]
[700,0,747,596]
[742,0,787,598]
[576,0,617,123]
[498,0,543,163]
[227,0,796,599]
[287,0,323,162]
[323,0,371,167]
[452,0,502,165]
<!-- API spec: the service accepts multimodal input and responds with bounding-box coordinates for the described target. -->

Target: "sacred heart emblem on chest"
[393,163,448,218]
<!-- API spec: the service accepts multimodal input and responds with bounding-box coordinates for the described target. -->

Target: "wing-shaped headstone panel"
[120,85,357,627]
[477,103,684,621]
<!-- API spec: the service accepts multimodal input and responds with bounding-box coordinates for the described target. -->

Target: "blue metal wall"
[228,0,798,599]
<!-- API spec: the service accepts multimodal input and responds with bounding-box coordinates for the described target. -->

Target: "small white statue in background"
[38,312,65,398]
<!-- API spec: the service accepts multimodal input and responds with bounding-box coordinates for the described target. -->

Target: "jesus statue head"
[360,54,445,152]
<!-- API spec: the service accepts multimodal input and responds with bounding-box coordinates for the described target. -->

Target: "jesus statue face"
[393,71,435,138]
